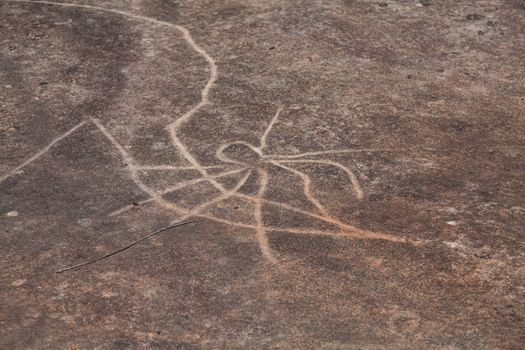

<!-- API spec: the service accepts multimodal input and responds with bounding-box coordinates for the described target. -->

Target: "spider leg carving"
[267,158,421,244]
[108,167,248,217]
[92,118,189,216]
[269,160,330,216]
[275,158,365,200]
[266,149,391,159]
[0,121,88,184]
[253,168,277,263]
[165,169,254,230]
[235,192,407,244]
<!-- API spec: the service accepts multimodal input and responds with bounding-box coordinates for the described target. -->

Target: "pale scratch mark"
[259,105,283,151]
[108,167,247,217]
[192,213,258,229]
[279,159,365,200]
[135,165,227,171]
[3,0,421,262]
[53,18,73,25]
[268,149,390,159]
[0,121,87,184]
[91,118,189,216]
[270,160,329,216]
[254,169,277,263]
[108,198,154,217]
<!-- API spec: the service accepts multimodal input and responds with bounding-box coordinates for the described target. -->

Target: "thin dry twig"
[56,220,195,273]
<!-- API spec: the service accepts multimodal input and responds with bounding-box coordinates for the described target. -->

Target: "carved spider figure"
[108,105,408,263]
[1,0,413,270]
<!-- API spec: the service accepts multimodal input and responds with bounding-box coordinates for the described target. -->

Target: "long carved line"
[268,149,391,159]
[254,169,277,263]
[108,167,247,217]
[235,193,407,243]
[0,121,87,183]
[278,159,365,200]
[92,119,188,216]
[270,160,329,216]
[259,106,283,151]
[169,169,253,225]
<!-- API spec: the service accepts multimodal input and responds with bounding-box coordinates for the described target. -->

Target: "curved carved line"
[278,159,365,200]
[194,213,410,243]
[254,168,277,263]
[108,167,247,217]
[235,193,406,243]
[269,160,329,216]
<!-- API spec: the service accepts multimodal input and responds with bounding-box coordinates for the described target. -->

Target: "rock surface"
[1,0,524,348]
